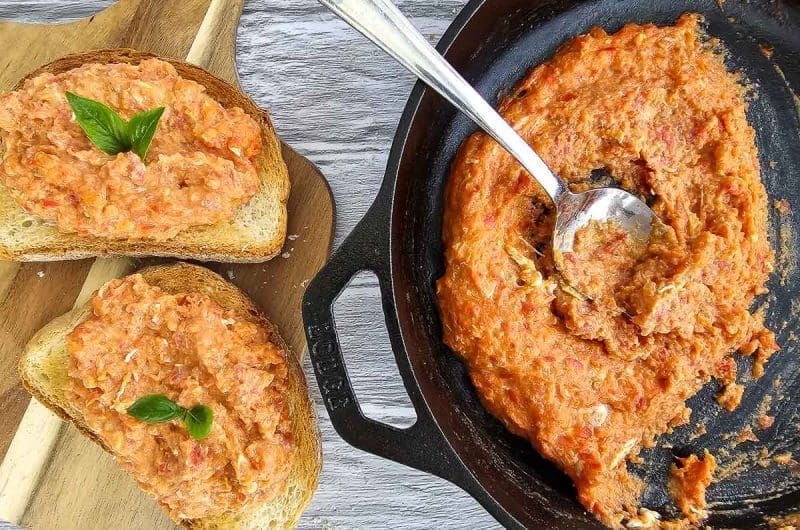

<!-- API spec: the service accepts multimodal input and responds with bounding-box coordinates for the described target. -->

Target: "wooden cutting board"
[0,1,334,528]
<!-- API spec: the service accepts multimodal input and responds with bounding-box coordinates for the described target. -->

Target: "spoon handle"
[318,0,567,203]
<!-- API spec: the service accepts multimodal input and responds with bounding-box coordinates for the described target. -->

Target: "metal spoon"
[319,0,656,261]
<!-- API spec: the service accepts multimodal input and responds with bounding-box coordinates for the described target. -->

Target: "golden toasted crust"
[0,49,290,263]
[18,262,321,529]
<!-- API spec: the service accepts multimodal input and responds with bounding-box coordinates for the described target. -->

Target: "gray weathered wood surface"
[0,1,501,529]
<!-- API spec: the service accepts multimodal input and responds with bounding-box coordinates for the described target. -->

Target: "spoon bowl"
[321,0,659,267]
[553,187,656,256]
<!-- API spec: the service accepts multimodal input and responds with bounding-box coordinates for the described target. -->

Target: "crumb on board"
[769,160,779,169]
[760,44,775,59]
[774,453,794,466]
[226,270,235,280]
[281,252,291,259]
[36,270,45,278]
[288,234,299,241]
[668,450,717,524]
[717,382,744,411]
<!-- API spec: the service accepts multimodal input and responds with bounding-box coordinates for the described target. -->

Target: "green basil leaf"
[184,405,213,440]
[128,106,165,161]
[127,394,184,423]
[66,92,129,155]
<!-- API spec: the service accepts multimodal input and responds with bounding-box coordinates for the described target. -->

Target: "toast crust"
[0,49,290,263]
[18,263,321,529]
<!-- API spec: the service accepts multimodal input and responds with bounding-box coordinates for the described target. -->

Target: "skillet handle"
[303,203,460,481]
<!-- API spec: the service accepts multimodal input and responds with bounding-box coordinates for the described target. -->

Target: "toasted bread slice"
[18,262,321,529]
[0,49,290,262]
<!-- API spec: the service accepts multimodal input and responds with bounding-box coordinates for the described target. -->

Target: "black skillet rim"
[304,1,800,528]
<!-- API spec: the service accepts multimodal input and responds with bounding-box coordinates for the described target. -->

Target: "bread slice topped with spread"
[0,49,289,262]
[18,263,321,529]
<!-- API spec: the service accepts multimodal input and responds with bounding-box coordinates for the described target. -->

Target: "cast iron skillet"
[303,0,800,527]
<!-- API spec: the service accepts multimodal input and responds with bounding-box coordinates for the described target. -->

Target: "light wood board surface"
[0,1,501,529]
[0,0,335,529]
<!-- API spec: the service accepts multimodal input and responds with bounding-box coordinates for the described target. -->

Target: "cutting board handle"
[178,0,245,83]
[129,0,246,83]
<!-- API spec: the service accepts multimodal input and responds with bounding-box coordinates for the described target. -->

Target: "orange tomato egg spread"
[66,275,294,521]
[437,15,776,527]
[0,59,261,240]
